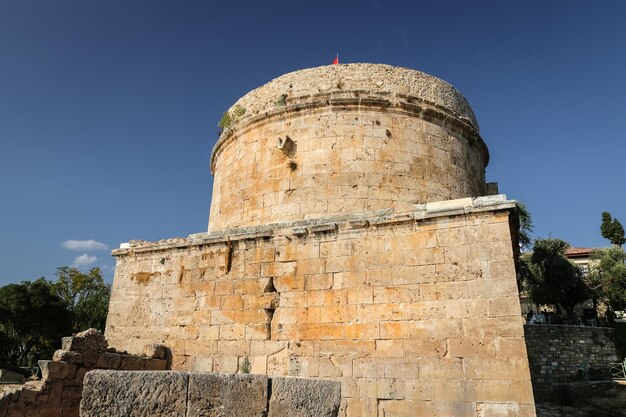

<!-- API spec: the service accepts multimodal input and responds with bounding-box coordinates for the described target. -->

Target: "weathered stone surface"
[62,337,84,352]
[143,344,167,360]
[77,329,108,352]
[80,371,187,417]
[38,361,70,380]
[227,64,478,126]
[187,373,268,417]
[2,328,168,417]
[53,350,83,364]
[268,377,341,417]
[208,64,489,231]
[95,353,122,369]
[77,372,340,417]
[105,202,536,417]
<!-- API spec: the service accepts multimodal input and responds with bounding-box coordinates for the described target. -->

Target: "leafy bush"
[217,104,246,133]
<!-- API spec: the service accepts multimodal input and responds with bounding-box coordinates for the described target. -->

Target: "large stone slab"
[79,370,187,417]
[268,377,341,417]
[0,369,24,385]
[187,373,268,417]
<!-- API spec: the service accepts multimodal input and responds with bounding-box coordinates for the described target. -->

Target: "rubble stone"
[1,329,167,417]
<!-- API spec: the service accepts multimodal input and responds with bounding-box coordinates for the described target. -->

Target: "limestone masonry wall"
[524,325,619,384]
[0,329,167,417]
[209,64,489,231]
[106,197,536,417]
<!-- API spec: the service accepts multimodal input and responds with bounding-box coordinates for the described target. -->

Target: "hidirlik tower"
[107,64,536,417]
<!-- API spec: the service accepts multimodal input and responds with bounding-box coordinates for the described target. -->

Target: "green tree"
[522,238,589,319]
[588,246,626,314]
[601,212,626,246]
[516,201,534,252]
[514,202,534,293]
[0,279,72,368]
[53,267,110,332]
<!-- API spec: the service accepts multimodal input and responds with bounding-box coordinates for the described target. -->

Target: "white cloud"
[73,254,97,267]
[62,239,108,251]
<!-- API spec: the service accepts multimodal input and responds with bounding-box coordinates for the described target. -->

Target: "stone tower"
[106,64,536,417]
[209,64,490,231]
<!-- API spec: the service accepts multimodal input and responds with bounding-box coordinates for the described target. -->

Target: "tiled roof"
[565,247,593,257]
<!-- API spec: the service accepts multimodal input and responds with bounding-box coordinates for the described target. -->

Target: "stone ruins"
[0,329,168,417]
[104,63,536,416]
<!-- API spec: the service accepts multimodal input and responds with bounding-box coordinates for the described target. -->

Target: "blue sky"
[1,0,625,285]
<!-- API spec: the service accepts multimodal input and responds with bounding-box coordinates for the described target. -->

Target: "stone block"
[358,377,404,400]
[344,323,379,339]
[82,350,99,367]
[39,360,70,380]
[62,336,85,352]
[63,386,83,400]
[73,367,89,386]
[119,355,147,370]
[268,377,341,417]
[144,359,167,371]
[404,379,433,401]
[488,297,522,318]
[80,370,188,417]
[0,392,9,417]
[213,356,239,373]
[53,349,84,364]
[77,329,108,352]
[17,387,38,404]
[476,401,520,417]
[96,353,122,370]
[47,380,65,410]
[473,380,534,404]
[0,369,24,384]
[447,338,496,358]
[344,398,378,417]
[142,344,168,360]
[464,357,529,380]
[187,373,268,417]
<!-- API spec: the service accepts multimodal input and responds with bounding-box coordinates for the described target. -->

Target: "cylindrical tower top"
[208,64,490,232]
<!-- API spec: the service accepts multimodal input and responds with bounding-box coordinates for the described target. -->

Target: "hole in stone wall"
[264,277,277,293]
[386,129,392,138]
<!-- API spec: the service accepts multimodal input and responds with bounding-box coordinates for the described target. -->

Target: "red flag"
[332,53,339,65]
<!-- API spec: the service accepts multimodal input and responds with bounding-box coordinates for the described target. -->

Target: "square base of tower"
[105,195,536,417]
